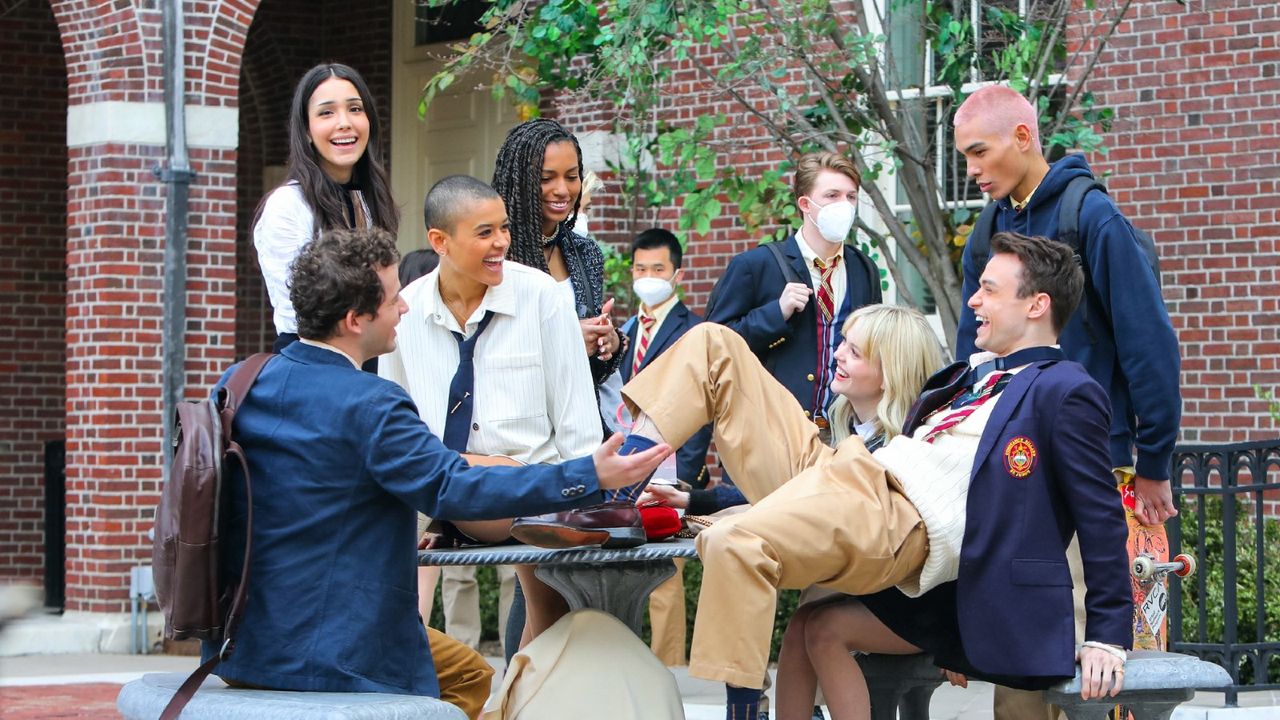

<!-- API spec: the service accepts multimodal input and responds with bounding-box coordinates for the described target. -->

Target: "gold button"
[804,410,812,418]
[807,373,815,382]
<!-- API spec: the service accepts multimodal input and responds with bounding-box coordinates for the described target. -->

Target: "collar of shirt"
[638,294,678,336]
[298,338,361,369]
[965,345,1061,387]
[1010,178,1045,212]
[794,231,842,270]
[421,268,518,336]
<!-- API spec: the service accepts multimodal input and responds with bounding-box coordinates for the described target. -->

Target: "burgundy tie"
[813,255,840,322]
[922,372,1009,443]
[632,314,656,375]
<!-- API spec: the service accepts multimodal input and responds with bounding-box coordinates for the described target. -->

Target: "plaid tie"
[813,255,841,322]
[922,371,1010,443]
[632,314,656,375]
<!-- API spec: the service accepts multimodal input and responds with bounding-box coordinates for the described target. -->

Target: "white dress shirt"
[380,262,599,465]
[253,182,370,335]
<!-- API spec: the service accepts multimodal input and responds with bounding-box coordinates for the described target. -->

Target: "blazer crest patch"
[1003,436,1037,478]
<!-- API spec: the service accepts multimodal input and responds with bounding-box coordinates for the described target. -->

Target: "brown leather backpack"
[151,352,272,719]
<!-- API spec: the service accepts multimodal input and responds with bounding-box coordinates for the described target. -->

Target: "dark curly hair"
[492,118,584,272]
[989,231,1084,334]
[289,227,400,340]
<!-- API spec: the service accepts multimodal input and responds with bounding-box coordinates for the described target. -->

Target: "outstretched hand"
[593,433,672,490]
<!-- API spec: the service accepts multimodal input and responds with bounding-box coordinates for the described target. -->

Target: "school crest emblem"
[1004,436,1037,478]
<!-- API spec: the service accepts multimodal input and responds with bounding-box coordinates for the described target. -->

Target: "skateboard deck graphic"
[1121,476,1170,651]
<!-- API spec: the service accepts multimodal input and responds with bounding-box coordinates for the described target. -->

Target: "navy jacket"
[202,342,601,695]
[621,300,713,485]
[706,233,881,417]
[955,154,1181,480]
[864,358,1132,687]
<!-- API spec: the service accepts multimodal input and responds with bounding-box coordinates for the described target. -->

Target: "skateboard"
[1114,475,1195,718]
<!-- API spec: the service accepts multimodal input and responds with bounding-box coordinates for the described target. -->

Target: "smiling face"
[308,76,370,183]
[831,320,884,408]
[539,141,582,236]
[431,197,512,289]
[954,117,1036,203]
[967,251,1040,357]
[356,263,408,359]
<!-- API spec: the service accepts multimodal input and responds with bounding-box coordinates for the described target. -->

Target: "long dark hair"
[492,119,584,272]
[257,63,399,234]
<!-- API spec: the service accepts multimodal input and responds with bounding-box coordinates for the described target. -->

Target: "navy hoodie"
[955,153,1181,480]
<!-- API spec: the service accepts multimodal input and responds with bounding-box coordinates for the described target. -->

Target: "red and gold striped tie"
[813,255,841,322]
[632,314,656,375]
[922,372,1009,443]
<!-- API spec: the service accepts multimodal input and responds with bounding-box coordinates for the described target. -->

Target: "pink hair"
[953,85,1041,153]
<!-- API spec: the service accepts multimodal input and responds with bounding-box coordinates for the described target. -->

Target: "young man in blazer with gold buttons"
[706,152,881,443]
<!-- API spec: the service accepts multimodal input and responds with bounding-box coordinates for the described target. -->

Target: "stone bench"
[420,538,699,635]
[117,672,466,720]
[1044,650,1232,719]
[862,650,1232,720]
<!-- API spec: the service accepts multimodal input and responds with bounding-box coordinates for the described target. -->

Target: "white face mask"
[632,276,674,308]
[573,213,591,237]
[805,199,856,243]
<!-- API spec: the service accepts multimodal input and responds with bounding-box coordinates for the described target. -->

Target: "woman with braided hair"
[492,119,625,435]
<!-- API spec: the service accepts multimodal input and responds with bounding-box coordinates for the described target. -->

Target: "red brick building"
[0,0,1274,651]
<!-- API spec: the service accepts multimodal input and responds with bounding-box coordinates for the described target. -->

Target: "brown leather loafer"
[510,501,646,549]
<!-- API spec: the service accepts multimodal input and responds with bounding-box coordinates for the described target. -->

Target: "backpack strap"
[1056,176,1107,256]
[967,201,1000,273]
[764,238,805,285]
[159,352,272,720]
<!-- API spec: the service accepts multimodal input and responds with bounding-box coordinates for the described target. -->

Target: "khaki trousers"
[442,565,517,650]
[648,557,688,665]
[622,324,928,689]
[427,626,495,720]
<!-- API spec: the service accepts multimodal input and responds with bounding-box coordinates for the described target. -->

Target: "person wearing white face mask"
[706,152,883,447]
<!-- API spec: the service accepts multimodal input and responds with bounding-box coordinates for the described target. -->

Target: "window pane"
[415,0,487,47]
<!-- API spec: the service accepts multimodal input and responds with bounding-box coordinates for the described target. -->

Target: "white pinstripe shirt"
[380,261,600,465]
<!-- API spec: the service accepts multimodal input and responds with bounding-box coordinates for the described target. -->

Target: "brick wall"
[235,0,393,358]
[0,0,67,584]
[1086,0,1279,445]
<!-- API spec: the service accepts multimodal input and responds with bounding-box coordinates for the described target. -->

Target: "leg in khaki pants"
[428,626,495,720]
[622,324,929,688]
[648,557,688,665]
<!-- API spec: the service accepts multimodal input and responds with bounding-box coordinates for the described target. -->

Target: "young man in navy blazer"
[612,232,1131,718]
[706,151,882,443]
[203,228,669,719]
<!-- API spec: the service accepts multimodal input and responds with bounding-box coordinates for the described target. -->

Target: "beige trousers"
[622,324,928,689]
[648,557,688,665]
[442,565,517,650]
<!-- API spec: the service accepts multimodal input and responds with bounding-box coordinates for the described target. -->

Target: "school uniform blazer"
[865,358,1132,687]
[705,233,881,415]
[621,300,712,485]
[202,342,601,697]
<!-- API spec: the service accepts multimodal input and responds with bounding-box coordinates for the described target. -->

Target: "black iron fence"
[1168,439,1280,706]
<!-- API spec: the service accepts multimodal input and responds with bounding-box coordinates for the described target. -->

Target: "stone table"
[420,539,699,635]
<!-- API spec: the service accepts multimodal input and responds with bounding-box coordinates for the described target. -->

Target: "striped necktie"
[921,371,1010,443]
[632,314,657,375]
[813,255,840,322]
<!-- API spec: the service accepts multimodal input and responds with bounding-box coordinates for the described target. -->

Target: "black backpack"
[152,352,272,720]
[967,175,1161,338]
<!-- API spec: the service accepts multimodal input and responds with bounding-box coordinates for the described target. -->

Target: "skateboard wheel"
[1173,553,1196,577]
[1132,555,1155,581]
